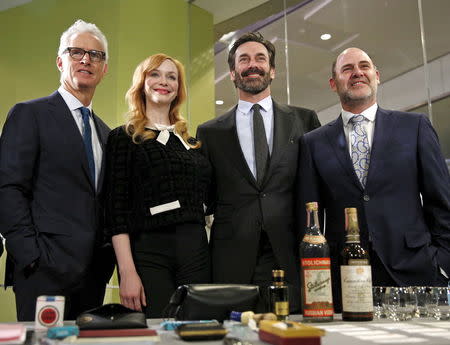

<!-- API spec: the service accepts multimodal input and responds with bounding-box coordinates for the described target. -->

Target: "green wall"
[0,0,214,322]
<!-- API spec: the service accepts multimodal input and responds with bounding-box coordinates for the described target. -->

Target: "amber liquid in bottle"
[268,270,289,320]
[340,208,373,321]
[300,202,334,322]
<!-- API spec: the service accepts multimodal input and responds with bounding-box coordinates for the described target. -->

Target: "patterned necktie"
[79,107,95,185]
[350,114,370,187]
[252,104,270,185]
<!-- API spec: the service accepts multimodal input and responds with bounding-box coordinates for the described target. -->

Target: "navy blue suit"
[0,91,114,320]
[299,107,450,311]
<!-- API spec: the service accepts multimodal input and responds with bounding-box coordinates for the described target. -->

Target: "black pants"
[131,223,211,318]
[13,267,107,321]
[13,245,114,321]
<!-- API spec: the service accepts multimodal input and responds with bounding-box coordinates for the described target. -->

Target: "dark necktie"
[79,107,95,185]
[349,114,370,187]
[252,104,270,185]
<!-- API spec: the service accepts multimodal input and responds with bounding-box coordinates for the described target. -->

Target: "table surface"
[11,315,450,345]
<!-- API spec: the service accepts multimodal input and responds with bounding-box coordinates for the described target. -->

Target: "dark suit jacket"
[197,99,320,310]
[299,107,450,306]
[0,91,113,291]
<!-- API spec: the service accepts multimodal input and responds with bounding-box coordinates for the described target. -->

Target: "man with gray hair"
[0,19,113,320]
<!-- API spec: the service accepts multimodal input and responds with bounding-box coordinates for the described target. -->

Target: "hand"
[24,258,39,277]
[119,270,147,312]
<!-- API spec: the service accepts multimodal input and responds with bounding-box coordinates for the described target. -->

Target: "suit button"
[363,194,370,201]
[260,193,266,198]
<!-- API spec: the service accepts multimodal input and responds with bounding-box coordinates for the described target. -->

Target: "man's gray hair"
[57,19,109,61]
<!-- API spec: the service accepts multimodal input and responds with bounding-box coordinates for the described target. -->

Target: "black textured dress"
[104,126,212,317]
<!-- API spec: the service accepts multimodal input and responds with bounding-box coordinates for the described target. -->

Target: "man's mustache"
[241,68,265,77]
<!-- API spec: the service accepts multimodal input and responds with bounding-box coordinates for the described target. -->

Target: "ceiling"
[212,0,450,117]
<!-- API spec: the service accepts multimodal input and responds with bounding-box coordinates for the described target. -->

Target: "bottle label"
[301,258,334,317]
[340,265,373,312]
[302,234,326,244]
[275,301,289,316]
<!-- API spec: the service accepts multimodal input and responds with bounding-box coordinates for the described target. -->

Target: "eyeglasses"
[64,47,106,62]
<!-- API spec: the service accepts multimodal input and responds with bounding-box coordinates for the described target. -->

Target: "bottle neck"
[272,277,285,286]
[345,212,361,243]
[306,208,321,235]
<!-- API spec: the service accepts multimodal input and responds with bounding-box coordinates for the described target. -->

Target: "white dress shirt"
[236,96,274,178]
[58,86,102,189]
[341,103,378,156]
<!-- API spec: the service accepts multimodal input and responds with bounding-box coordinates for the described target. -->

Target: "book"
[0,324,26,344]
[79,329,157,338]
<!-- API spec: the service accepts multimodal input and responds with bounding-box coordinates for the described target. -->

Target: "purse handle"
[162,285,188,319]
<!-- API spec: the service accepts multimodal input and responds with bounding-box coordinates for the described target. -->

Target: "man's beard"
[233,67,272,94]
[338,83,377,107]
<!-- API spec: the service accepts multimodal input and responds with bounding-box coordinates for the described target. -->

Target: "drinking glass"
[411,286,428,318]
[373,286,386,319]
[383,287,400,321]
[396,287,415,321]
[433,287,450,320]
[425,286,438,318]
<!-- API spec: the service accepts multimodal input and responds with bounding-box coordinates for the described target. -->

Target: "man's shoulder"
[378,107,428,124]
[198,110,234,130]
[274,101,315,116]
[11,92,57,110]
[6,93,60,122]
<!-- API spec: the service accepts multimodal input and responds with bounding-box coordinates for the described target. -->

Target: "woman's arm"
[112,233,146,311]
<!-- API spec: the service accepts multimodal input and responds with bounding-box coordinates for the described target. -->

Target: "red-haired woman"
[104,54,211,318]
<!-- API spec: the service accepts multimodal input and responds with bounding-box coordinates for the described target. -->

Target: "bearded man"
[197,32,320,312]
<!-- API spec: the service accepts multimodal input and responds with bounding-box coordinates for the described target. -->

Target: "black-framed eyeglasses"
[64,47,106,62]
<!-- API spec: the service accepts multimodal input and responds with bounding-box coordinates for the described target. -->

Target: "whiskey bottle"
[340,207,373,321]
[268,270,289,320]
[299,202,334,322]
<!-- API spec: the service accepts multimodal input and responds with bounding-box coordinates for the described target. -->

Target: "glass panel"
[411,96,450,162]
[214,0,437,126]
[421,0,450,160]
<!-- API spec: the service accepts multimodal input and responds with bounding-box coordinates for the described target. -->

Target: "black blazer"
[299,108,450,294]
[0,91,112,290]
[197,99,320,311]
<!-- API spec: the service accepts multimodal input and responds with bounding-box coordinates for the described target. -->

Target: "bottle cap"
[345,207,357,214]
[272,270,285,278]
[306,202,318,211]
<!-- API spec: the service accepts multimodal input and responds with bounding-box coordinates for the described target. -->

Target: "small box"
[35,295,65,329]
[258,320,325,345]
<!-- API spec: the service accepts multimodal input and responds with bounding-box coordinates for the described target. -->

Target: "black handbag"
[164,284,259,321]
[76,304,147,329]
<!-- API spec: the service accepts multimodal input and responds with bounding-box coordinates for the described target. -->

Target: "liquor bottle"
[340,207,374,321]
[299,202,334,322]
[268,270,289,320]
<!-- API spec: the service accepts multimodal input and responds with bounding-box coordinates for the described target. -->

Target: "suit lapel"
[47,91,95,191]
[92,112,108,194]
[262,101,297,185]
[218,107,259,189]
[325,115,363,190]
[365,107,395,191]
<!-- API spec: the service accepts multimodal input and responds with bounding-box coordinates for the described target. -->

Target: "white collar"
[237,95,273,115]
[147,123,190,150]
[58,86,92,112]
[342,103,378,126]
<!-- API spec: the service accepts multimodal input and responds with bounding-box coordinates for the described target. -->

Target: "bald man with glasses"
[0,19,114,321]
